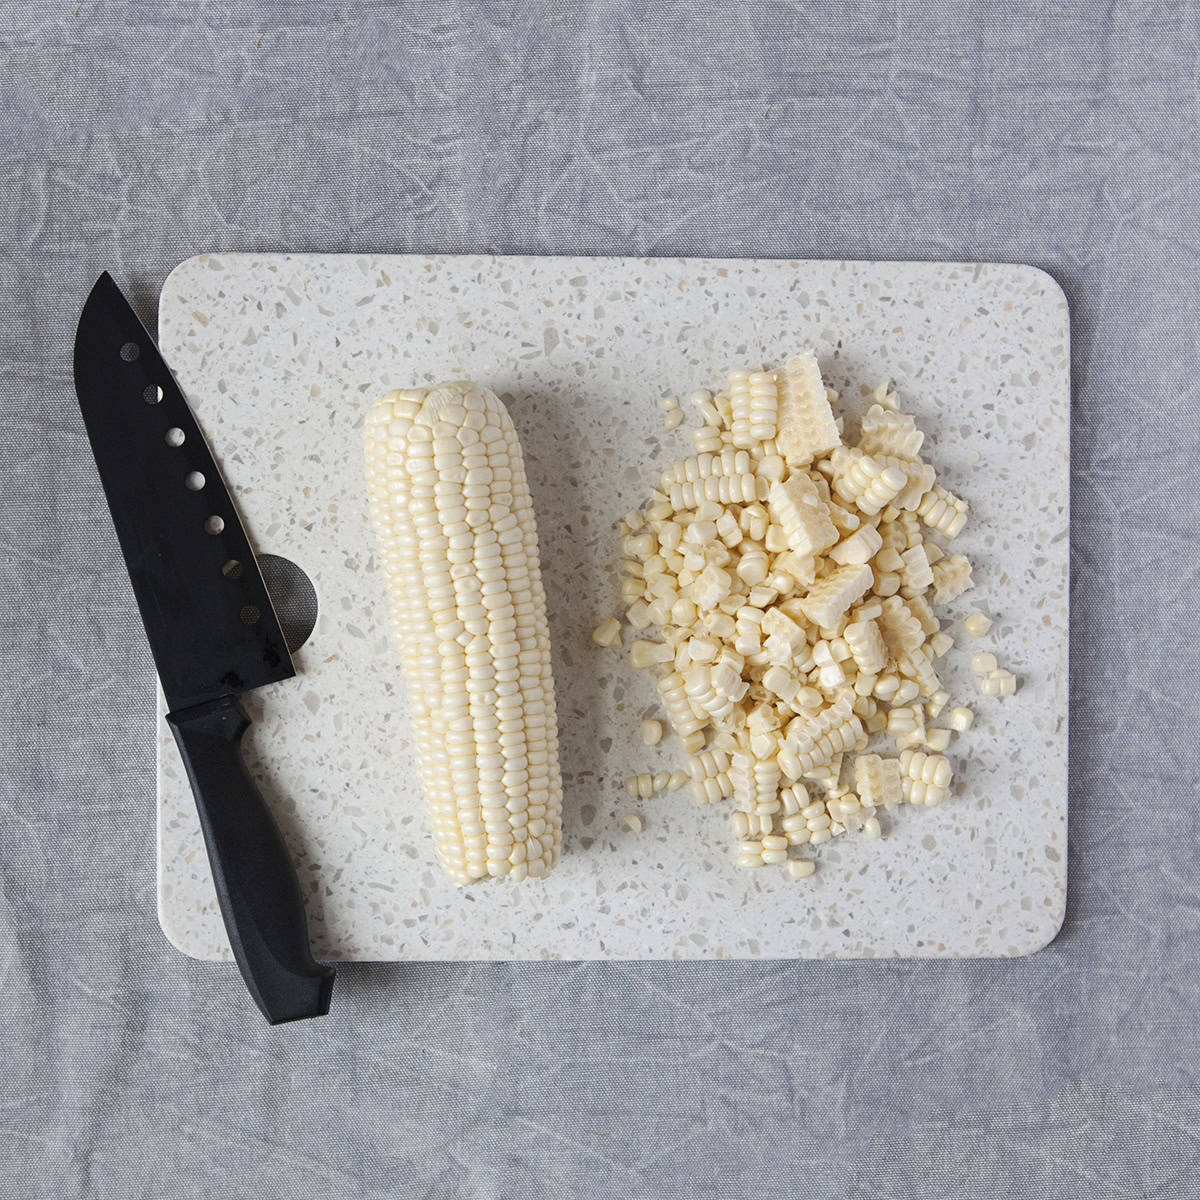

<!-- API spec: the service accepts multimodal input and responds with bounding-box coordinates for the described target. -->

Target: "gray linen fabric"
[2,3,1198,1197]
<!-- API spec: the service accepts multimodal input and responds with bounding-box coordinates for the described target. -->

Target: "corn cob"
[365,383,562,884]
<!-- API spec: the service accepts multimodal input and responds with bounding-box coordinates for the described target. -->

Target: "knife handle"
[167,696,335,1024]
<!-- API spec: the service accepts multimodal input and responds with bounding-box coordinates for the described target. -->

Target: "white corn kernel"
[622,812,644,832]
[641,719,663,747]
[949,706,974,731]
[631,639,673,669]
[929,631,954,657]
[971,652,997,674]
[787,859,817,880]
[626,599,652,629]
[987,667,1018,697]
[925,728,952,752]
[592,617,621,647]
[964,611,993,637]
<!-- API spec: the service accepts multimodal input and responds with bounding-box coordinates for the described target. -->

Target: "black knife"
[73,273,335,1024]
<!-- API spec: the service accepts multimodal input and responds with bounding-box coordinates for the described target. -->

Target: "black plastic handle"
[167,695,335,1024]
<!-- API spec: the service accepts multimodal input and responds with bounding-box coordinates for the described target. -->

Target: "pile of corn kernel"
[593,352,1018,879]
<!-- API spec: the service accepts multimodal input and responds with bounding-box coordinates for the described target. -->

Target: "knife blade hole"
[256,553,319,652]
[119,342,140,362]
[204,515,224,535]
[143,384,163,404]
[239,605,261,626]
[185,471,205,491]
[165,427,185,447]
[222,559,243,579]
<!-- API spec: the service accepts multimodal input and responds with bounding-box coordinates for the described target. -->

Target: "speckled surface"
[157,254,1068,962]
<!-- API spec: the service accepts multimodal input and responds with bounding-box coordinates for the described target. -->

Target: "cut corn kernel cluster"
[365,382,562,885]
[597,352,1018,879]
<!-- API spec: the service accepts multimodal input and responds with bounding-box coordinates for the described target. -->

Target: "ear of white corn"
[365,382,562,884]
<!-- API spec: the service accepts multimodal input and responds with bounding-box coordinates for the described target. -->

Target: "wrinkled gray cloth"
[2,3,1197,1197]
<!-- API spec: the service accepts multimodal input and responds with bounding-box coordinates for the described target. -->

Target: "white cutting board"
[157,254,1069,961]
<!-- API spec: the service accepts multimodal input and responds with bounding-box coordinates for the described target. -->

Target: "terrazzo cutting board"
[157,254,1069,962]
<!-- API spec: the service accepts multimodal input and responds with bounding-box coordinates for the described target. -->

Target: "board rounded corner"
[157,890,228,962]
[160,255,216,329]
[1004,885,1069,958]
[1006,262,1071,326]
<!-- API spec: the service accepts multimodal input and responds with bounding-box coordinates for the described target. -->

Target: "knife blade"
[74,273,334,1024]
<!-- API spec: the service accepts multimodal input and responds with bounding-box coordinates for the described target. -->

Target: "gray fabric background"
[2,2,1197,1197]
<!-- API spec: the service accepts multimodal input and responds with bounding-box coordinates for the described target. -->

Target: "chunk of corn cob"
[364,383,562,884]
[857,404,925,460]
[931,552,974,602]
[918,484,969,539]
[767,474,839,557]
[775,353,841,466]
